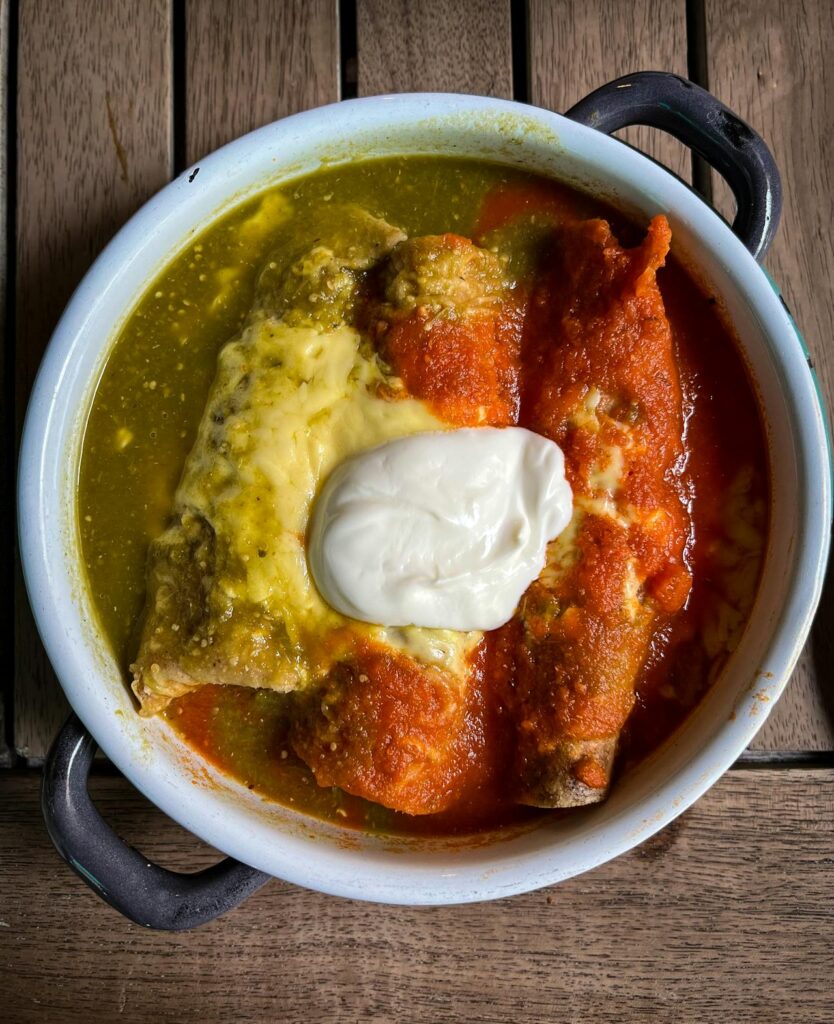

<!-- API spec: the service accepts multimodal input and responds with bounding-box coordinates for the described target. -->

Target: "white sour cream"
[307,427,573,631]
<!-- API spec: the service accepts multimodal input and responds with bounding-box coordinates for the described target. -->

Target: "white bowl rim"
[17,92,832,905]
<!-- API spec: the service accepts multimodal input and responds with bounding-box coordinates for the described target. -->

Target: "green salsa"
[78,156,768,836]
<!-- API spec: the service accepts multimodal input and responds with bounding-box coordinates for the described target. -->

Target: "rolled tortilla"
[505,215,692,807]
[290,234,522,814]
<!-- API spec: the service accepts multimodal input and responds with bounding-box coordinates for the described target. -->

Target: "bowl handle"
[566,71,781,262]
[42,714,271,930]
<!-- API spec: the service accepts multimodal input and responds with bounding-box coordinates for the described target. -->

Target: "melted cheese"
[175,313,481,678]
[589,443,624,493]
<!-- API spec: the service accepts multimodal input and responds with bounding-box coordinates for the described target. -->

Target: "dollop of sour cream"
[308,427,573,632]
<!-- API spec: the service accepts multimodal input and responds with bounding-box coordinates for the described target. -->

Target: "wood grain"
[706,0,834,752]
[5,7,834,1018]
[14,0,173,761]
[185,0,339,165]
[528,0,691,181]
[0,0,9,768]
[2,768,833,1022]
[357,0,512,97]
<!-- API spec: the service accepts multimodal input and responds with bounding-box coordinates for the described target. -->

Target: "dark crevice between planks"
[339,0,358,100]
[510,0,529,104]
[17,751,834,780]
[3,0,18,768]
[172,0,187,176]
[735,751,834,769]
[685,0,712,202]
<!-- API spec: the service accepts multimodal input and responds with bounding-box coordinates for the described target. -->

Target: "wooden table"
[4,1,833,1019]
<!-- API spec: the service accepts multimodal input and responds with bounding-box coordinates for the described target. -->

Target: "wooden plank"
[2,768,833,1021]
[357,0,512,97]
[184,0,339,165]
[528,0,691,181]
[14,0,173,761]
[0,0,10,767]
[706,0,834,752]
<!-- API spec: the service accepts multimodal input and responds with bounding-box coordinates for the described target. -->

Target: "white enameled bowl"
[19,90,831,908]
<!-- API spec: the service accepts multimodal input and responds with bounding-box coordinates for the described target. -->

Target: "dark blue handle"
[566,72,782,262]
[42,715,271,930]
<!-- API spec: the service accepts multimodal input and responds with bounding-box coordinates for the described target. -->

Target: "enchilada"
[78,157,769,833]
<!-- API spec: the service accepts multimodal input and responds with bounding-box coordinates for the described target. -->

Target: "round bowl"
[19,87,831,910]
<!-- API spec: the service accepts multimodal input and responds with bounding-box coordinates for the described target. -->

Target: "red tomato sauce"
[170,177,769,836]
